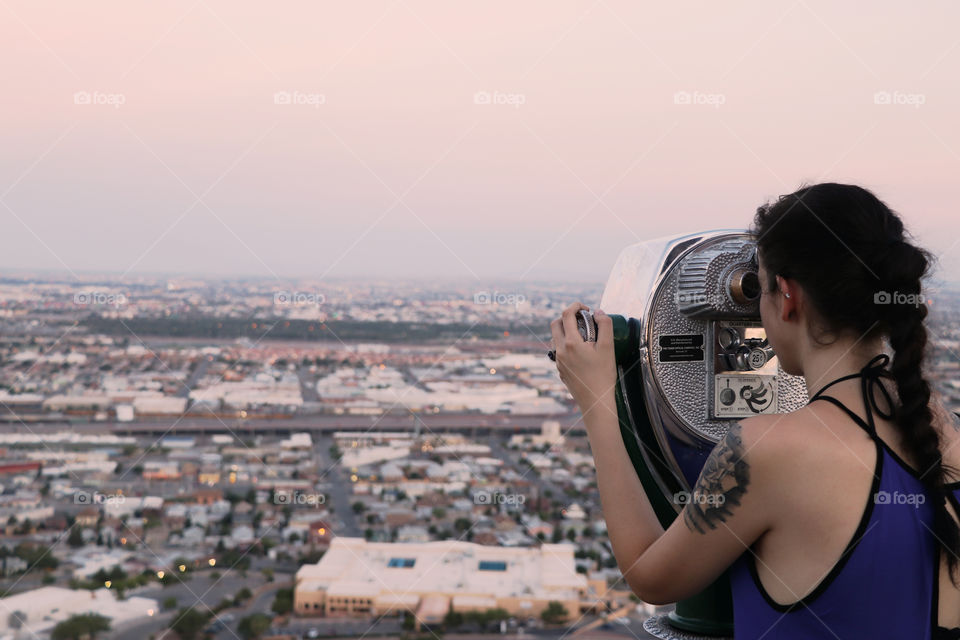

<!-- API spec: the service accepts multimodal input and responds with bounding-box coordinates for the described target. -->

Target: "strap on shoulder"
[807,354,894,435]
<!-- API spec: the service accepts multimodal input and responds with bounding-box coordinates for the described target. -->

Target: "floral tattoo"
[683,421,751,534]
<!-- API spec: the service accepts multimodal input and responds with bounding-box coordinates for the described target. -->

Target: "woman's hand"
[550,302,617,419]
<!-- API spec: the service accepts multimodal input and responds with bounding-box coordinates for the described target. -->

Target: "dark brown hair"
[750,182,960,585]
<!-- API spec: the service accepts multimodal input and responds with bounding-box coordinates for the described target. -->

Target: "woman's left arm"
[551,302,777,605]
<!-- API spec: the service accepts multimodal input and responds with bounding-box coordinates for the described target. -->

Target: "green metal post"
[608,314,733,636]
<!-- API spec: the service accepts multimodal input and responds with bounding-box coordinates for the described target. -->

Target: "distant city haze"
[2,1,960,284]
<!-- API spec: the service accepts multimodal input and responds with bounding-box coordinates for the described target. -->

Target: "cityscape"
[0,274,641,640]
[4,0,960,636]
[1,274,959,640]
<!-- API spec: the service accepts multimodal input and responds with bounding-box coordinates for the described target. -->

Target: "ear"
[775,275,796,322]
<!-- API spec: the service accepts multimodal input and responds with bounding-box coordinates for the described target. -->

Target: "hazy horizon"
[3,1,960,284]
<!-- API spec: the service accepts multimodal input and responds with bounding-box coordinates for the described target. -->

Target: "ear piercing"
[784,292,791,299]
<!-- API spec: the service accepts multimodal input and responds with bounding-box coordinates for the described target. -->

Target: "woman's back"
[728,360,960,637]
[872,383,960,631]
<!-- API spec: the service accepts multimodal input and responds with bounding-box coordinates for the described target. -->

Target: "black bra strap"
[808,395,876,434]
[807,354,894,435]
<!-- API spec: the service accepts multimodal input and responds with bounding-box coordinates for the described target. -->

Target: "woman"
[550,183,960,638]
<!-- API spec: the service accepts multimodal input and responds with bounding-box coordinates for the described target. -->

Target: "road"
[178,355,212,398]
[271,614,404,639]
[297,363,319,403]
[4,412,582,437]
[313,434,360,537]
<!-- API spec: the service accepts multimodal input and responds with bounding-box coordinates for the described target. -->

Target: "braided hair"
[749,182,960,585]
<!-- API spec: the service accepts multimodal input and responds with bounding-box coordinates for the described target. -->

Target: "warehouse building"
[294,537,587,623]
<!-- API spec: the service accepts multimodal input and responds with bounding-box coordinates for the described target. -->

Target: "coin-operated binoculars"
[577,230,808,639]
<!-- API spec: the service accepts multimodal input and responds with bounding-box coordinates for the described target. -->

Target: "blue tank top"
[728,354,960,639]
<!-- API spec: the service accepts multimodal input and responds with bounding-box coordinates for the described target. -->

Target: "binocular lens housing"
[728,268,761,305]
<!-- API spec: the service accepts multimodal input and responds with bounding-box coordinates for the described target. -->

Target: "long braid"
[751,182,960,588]
[884,244,960,586]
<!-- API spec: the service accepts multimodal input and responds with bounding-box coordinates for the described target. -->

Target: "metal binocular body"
[579,230,810,638]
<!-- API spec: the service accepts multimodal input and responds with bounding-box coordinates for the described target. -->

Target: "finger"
[596,309,613,348]
[550,317,564,342]
[561,302,588,343]
[550,318,565,357]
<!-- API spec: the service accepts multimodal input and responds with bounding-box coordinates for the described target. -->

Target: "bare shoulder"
[691,411,844,498]
[702,414,796,473]
[680,415,794,531]
[730,410,846,481]
[734,412,817,460]
[703,415,802,486]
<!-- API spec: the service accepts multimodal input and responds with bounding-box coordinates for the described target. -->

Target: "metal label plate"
[657,334,705,362]
[714,373,779,417]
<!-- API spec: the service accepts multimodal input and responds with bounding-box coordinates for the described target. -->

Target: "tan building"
[75,507,100,527]
[197,466,220,486]
[294,537,588,623]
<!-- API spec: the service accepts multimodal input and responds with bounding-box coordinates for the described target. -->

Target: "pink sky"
[2,1,959,283]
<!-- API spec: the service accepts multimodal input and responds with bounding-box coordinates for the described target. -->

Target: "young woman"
[550,183,960,638]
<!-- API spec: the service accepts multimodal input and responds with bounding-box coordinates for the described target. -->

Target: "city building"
[294,537,588,622]
[0,586,159,637]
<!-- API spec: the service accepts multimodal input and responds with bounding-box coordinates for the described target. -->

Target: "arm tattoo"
[683,421,751,534]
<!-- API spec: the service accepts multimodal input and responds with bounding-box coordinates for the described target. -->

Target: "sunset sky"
[2,1,959,284]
